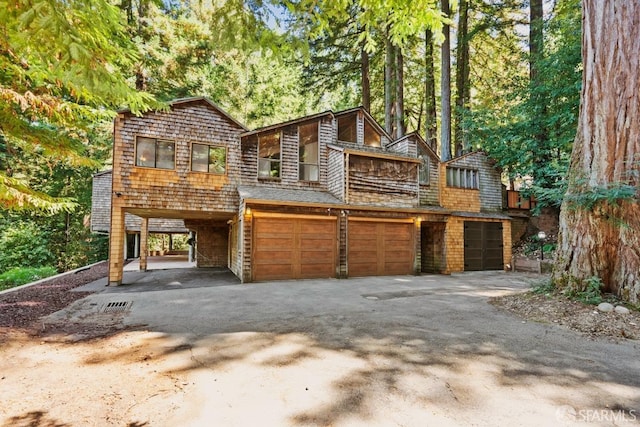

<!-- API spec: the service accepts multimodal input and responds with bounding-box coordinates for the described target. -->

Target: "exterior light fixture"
[537,231,547,260]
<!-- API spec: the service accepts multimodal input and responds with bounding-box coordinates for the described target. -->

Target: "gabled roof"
[443,149,490,165]
[118,96,248,131]
[238,185,342,206]
[387,132,441,162]
[334,106,392,142]
[241,111,334,138]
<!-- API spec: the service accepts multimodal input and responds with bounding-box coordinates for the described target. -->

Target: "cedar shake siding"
[101,99,511,284]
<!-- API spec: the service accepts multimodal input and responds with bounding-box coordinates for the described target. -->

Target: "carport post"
[108,207,125,286]
[139,218,149,271]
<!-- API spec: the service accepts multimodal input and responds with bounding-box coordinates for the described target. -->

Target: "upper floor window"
[191,144,226,174]
[337,113,357,143]
[299,122,319,181]
[363,120,381,147]
[447,167,479,189]
[136,137,175,169]
[258,131,281,178]
[418,155,430,184]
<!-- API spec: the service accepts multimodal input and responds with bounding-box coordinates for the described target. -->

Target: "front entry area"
[252,216,338,281]
[347,219,415,277]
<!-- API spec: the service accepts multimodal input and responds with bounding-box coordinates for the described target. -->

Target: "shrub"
[565,276,604,305]
[0,223,55,272]
[0,266,57,290]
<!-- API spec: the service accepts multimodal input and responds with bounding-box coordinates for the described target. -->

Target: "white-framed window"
[135,136,175,169]
[191,144,226,174]
[258,131,281,179]
[446,167,479,189]
[299,121,319,181]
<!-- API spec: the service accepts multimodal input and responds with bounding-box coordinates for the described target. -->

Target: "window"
[299,122,319,181]
[446,167,479,189]
[337,113,357,143]
[136,137,175,169]
[258,131,281,178]
[418,146,430,184]
[191,144,226,174]
[363,120,381,147]
[419,156,430,184]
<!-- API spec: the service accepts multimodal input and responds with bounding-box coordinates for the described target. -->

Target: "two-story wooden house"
[99,97,511,285]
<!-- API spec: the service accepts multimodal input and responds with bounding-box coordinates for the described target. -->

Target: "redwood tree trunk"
[395,47,405,139]
[454,0,469,156]
[361,42,370,112]
[440,0,452,161]
[553,0,640,303]
[424,29,437,150]
[384,32,394,136]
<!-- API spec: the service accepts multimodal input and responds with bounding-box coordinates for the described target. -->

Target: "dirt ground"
[1,267,639,426]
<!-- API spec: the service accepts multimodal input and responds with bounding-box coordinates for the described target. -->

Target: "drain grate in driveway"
[100,301,133,313]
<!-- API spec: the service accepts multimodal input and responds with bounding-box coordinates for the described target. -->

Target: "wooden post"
[108,206,125,286]
[140,218,149,271]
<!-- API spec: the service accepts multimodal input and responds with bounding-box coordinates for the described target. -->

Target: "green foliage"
[0,0,158,212]
[0,266,57,290]
[564,276,604,305]
[532,279,555,295]
[467,0,581,206]
[564,181,637,211]
[0,222,54,272]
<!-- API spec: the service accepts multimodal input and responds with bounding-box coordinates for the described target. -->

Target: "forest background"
[0,0,581,285]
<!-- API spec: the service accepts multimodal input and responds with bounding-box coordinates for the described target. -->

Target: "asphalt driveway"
[26,271,640,425]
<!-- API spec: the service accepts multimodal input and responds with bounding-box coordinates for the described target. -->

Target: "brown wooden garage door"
[253,216,337,281]
[464,221,504,271]
[348,219,415,277]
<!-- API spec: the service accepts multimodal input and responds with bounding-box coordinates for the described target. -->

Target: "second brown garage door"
[253,216,337,281]
[348,219,415,277]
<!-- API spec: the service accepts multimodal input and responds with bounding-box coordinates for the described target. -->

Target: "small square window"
[337,113,357,143]
[135,137,175,169]
[191,144,226,174]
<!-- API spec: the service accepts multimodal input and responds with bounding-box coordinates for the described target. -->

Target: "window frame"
[337,113,358,144]
[363,119,382,148]
[135,136,175,170]
[446,167,479,189]
[257,131,282,179]
[298,121,320,182]
[190,143,227,175]
[418,155,430,185]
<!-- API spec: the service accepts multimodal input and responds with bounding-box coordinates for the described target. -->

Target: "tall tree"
[454,0,470,156]
[553,0,640,303]
[0,0,155,212]
[395,47,405,138]
[440,0,452,160]
[424,29,438,149]
[385,32,395,136]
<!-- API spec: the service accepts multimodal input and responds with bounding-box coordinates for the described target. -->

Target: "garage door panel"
[464,221,504,271]
[348,220,414,277]
[253,217,336,281]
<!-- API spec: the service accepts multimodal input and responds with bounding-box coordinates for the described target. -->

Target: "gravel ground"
[0,262,108,340]
[491,290,640,341]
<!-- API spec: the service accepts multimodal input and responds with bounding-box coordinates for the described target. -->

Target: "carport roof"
[238,185,343,206]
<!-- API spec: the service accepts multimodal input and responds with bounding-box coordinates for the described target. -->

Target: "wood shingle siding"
[102,100,512,284]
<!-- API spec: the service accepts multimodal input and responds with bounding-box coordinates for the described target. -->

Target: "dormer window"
[299,122,319,181]
[337,113,357,143]
[364,120,381,147]
[258,131,281,179]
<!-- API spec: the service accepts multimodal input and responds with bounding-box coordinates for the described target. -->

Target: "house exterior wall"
[104,99,511,284]
[112,101,244,215]
[444,152,503,212]
[347,156,419,208]
[443,217,512,273]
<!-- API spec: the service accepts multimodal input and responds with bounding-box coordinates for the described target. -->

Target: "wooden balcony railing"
[506,190,537,210]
